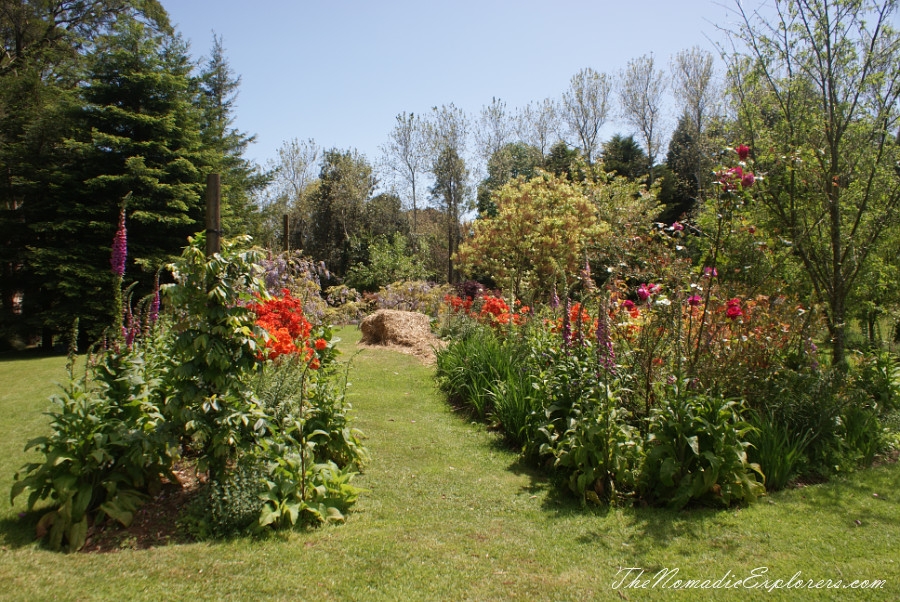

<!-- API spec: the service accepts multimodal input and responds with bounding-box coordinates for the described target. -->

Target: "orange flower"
[314,338,327,351]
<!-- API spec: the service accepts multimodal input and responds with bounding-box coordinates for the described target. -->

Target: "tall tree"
[0,1,168,346]
[430,145,469,284]
[659,113,704,221]
[474,97,514,169]
[32,15,207,343]
[560,68,611,164]
[197,33,268,237]
[427,104,470,283]
[379,112,428,234]
[0,0,168,78]
[476,142,542,217]
[726,0,900,368]
[671,47,719,135]
[259,137,320,250]
[618,54,667,171]
[515,98,561,158]
[307,148,375,276]
[601,134,651,181]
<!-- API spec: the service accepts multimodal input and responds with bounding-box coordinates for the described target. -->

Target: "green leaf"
[259,503,280,527]
[686,435,700,456]
[67,518,89,552]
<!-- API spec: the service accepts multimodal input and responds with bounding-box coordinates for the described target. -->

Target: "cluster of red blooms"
[550,301,597,336]
[725,298,744,320]
[250,289,326,366]
[445,294,474,314]
[717,145,756,191]
[444,293,530,326]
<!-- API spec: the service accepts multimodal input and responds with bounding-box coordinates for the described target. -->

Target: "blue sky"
[160,0,747,171]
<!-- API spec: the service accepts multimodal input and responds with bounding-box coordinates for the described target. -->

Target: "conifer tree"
[32,15,208,343]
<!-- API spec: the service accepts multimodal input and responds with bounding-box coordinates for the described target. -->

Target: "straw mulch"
[358,309,444,364]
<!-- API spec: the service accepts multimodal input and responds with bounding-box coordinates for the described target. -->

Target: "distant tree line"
[3,0,899,365]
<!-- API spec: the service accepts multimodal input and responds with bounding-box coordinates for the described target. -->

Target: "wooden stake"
[206,173,221,257]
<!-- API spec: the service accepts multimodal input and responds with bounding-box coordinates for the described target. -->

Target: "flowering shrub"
[257,251,328,325]
[14,226,367,550]
[251,290,314,361]
[374,280,451,317]
[443,291,530,328]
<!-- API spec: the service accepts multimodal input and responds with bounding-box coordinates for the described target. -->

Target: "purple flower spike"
[562,299,572,348]
[550,285,560,310]
[111,206,127,277]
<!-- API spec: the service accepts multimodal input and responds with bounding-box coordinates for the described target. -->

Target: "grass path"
[0,328,898,600]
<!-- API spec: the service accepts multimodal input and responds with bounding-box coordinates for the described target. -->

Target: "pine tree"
[197,34,269,237]
[31,15,208,343]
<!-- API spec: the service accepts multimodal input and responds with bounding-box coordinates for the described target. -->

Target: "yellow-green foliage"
[456,171,657,298]
[456,173,607,297]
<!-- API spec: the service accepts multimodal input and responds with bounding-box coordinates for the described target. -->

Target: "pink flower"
[736,144,750,161]
[637,283,660,302]
[687,295,702,306]
[703,266,718,278]
[672,221,684,232]
[725,298,743,320]
[741,172,755,188]
[622,299,635,310]
[110,206,127,278]
[149,281,160,324]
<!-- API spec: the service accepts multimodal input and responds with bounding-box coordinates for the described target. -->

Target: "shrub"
[182,459,266,539]
[324,285,367,324]
[641,387,765,509]
[12,318,175,551]
[257,250,328,325]
[344,234,431,292]
[375,280,451,317]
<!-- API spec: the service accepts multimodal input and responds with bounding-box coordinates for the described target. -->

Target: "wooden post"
[206,173,221,257]
[283,213,290,252]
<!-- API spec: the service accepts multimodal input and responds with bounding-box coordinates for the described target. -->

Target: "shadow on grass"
[0,348,65,363]
[0,510,42,549]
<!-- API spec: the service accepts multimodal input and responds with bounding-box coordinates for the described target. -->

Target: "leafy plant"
[258,440,361,529]
[11,344,174,551]
[163,233,269,478]
[641,386,765,509]
[539,377,642,505]
[746,408,812,491]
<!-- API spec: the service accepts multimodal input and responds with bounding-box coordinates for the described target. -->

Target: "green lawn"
[0,328,898,601]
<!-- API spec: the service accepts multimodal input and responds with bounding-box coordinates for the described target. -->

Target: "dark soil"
[81,464,203,553]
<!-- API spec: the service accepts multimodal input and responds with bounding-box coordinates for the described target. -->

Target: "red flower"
[251,290,313,360]
[314,338,327,351]
[726,298,743,320]
[736,144,750,161]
